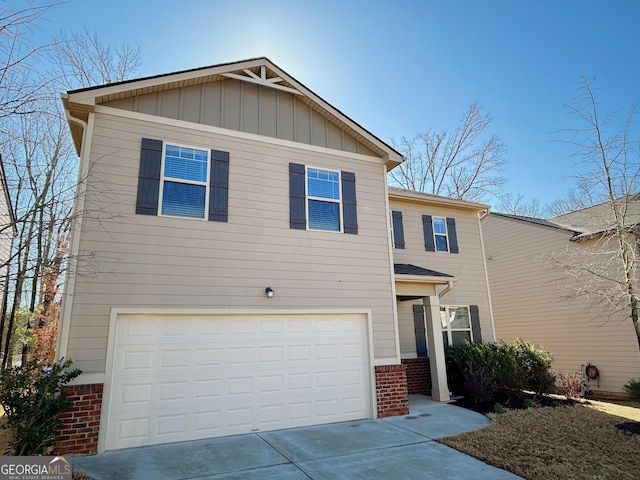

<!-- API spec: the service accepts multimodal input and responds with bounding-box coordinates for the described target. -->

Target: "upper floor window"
[422,215,459,253]
[307,167,341,231]
[289,163,358,234]
[161,145,209,219]
[432,217,448,252]
[135,138,229,222]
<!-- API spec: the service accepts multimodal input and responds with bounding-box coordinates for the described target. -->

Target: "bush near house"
[447,338,554,405]
[0,358,81,455]
[624,379,640,400]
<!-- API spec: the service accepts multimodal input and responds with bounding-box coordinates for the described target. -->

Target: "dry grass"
[439,401,640,480]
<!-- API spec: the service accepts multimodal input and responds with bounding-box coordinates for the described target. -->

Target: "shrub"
[509,337,555,396]
[447,342,502,404]
[0,358,81,455]
[557,370,582,399]
[447,338,554,404]
[623,378,640,400]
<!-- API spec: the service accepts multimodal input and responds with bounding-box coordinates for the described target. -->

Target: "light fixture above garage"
[265,287,274,298]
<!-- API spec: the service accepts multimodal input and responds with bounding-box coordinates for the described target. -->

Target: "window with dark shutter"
[136,138,230,221]
[289,163,306,229]
[413,304,428,357]
[136,138,163,215]
[209,150,229,222]
[391,211,405,248]
[341,171,357,234]
[423,215,459,253]
[422,215,435,252]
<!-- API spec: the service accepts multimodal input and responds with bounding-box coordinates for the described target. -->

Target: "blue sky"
[28,0,640,207]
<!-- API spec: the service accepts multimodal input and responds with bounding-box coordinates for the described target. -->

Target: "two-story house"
[56,58,496,454]
[484,206,640,396]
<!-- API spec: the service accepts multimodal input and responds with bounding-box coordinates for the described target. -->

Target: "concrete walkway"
[73,396,522,479]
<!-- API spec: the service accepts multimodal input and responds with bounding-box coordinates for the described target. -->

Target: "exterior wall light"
[265,287,274,298]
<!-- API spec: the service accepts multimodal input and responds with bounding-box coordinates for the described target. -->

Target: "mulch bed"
[450,392,577,415]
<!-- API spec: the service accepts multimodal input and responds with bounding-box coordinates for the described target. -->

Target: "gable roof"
[388,186,489,212]
[551,194,640,238]
[61,57,403,168]
[489,212,577,233]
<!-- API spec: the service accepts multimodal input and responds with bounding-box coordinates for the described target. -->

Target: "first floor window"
[440,305,472,346]
[307,167,341,231]
[161,144,209,219]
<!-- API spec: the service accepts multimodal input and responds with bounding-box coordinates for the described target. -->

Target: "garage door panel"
[106,313,371,450]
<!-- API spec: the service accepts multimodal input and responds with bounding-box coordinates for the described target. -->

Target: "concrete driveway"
[73,396,521,479]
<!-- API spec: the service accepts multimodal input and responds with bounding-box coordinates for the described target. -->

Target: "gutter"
[56,99,90,361]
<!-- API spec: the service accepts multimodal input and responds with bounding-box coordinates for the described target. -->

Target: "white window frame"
[306,166,342,232]
[440,305,473,346]
[158,143,210,220]
[432,216,449,252]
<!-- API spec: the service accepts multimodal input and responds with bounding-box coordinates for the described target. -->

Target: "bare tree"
[546,183,599,217]
[548,76,640,350]
[0,3,54,123]
[496,193,547,217]
[0,21,142,365]
[49,27,141,90]
[388,103,507,203]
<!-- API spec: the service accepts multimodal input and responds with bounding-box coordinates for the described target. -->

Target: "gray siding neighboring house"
[483,208,640,395]
[56,58,498,454]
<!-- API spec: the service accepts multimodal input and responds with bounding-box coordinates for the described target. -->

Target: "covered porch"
[394,263,457,402]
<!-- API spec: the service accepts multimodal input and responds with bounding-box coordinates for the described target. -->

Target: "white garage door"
[104,313,371,450]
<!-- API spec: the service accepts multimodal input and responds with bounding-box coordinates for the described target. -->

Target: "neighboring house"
[483,207,640,396]
[0,156,16,326]
[56,58,496,454]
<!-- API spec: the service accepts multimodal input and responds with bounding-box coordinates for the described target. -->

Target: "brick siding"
[53,383,103,455]
[402,357,432,395]
[375,364,409,417]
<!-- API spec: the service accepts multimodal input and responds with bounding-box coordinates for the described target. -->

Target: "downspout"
[56,97,91,361]
[438,280,455,298]
[478,209,497,341]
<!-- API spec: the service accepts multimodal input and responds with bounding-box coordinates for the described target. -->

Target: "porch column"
[423,295,450,402]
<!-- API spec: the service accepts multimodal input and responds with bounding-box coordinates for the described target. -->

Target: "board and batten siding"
[102,79,376,157]
[388,198,493,358]
[483,214,640,393]
[66,112,396,374]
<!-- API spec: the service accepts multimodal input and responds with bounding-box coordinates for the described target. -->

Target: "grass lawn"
[439,399,640,480]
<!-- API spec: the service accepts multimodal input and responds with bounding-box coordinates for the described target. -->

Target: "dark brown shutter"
[136,138,163,215]
[391,211,405,248]
[470,305,482,343]
[422,215,435,252]
[209,150,229,222]
[289,163,306,229]
[413,304,428,358]
[341,171,357,234]
[447,217,459,253]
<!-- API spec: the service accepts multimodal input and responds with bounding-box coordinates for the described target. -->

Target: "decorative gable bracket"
[222,66,302,95]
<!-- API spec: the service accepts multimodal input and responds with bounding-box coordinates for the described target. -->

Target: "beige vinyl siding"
[66,112,396,374]
[103,79,376,157]
[483,215,640,393]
